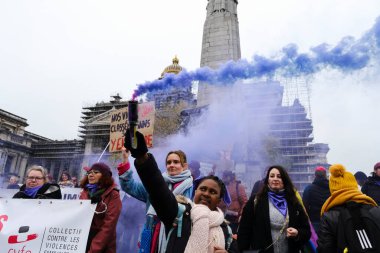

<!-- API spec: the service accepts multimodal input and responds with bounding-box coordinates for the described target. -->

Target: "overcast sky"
[0,0,379,173]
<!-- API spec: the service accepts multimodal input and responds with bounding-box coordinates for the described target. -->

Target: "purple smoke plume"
[132,16,380,99]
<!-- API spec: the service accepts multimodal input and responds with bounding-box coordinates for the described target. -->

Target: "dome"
[160,56,183,79]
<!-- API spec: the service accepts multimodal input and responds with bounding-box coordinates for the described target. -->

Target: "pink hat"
[374,162,380,170]
[315,166,326,172]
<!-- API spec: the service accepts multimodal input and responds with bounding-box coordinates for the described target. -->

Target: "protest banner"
[109,101,155,152]
[0,199,96,253]
[0,188,126,201]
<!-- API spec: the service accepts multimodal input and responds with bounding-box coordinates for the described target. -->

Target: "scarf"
[184,204,225,253]
[268,189,287,217]
[24,185,44,198]
[86,183,98,195]
[320,188,377,215]
[147,170,193,216]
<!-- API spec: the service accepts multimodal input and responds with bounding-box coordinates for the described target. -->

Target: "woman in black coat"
[13,165,62,199]
[237,166,310,253]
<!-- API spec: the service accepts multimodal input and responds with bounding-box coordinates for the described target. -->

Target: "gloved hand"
[124,129,148,158]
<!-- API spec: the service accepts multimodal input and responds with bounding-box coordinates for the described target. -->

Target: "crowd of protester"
[1,130,380,253]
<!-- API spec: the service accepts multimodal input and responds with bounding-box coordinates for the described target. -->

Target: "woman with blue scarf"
[13,165,62,199]
[79,162,122,253]
[238,165,311,253]
[118,148,193,253]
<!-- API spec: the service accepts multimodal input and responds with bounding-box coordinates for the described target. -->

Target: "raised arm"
[118,163,149,203]
[124,130,178,229]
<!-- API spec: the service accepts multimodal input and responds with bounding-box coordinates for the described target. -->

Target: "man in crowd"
[302,166,330,232]
[219,170,248,234]
[362,162,380,205]
[354,171,367,190]
[7,175,20,189]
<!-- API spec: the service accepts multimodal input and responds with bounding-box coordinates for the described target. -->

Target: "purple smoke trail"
[132,16,380,99]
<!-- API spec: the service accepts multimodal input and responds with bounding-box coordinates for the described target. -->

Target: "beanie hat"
[315,166,326,172]
[329,164,358,193]
[90,162,112,176]
[374,162,380,170]
[315,166,327,178]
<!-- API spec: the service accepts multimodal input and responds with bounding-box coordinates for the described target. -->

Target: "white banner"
[0,188,125,201]
[0,199,96,253]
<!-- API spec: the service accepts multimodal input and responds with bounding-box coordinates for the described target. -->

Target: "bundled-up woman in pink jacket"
[79,163,122,253]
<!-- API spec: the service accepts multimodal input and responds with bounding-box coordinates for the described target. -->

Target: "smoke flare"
[132,16,380,99]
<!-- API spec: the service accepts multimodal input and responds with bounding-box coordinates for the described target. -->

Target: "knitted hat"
[315,166,326,172]
[90,162,112,176]
[374,162,380,170]
[329,164,358,193]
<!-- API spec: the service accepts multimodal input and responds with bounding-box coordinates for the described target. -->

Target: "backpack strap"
[222,222,233,250]
[176,204,187,237]
[167,202,188,240]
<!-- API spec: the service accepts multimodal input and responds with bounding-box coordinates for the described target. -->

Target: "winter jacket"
[13,183,62,199]
[133,153,239,253]
[302,177,330,223]
[219,180,248,222]
[118,163,193,253]
[237,194,311,253]
[317,203,380,253]
[362,175,380,205]
[80,184,122,253]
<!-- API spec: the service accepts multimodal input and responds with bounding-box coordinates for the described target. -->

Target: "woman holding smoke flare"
[79,162,122,253]
[117,146,194,253]
[237,165,311,253]
[122,129,239,253]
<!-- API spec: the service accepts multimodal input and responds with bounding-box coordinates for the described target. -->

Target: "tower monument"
[198,0,241,105]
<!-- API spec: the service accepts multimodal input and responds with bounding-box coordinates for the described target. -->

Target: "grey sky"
[0,0,379,173]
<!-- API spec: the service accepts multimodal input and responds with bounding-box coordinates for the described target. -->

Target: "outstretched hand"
[124,129,148,158]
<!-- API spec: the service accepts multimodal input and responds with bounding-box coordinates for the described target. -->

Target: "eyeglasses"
[86,171,101,176]
[26,176,44,181]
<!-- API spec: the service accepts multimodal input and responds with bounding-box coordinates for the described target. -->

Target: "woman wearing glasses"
[79,162,122,253]
[13,165,62,199]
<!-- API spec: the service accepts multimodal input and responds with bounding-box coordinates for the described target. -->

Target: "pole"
[97,142,110,162]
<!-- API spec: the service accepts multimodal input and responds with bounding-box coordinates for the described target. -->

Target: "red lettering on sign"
[8,246,32,253]
[0,215,8,232]
[144,134,153,147]
[116,138,124,150]
[110,139,117,151]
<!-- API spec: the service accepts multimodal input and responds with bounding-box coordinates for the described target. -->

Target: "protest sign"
[0,199,95,253]
[109,101,155,152]
[0,188,125,201]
